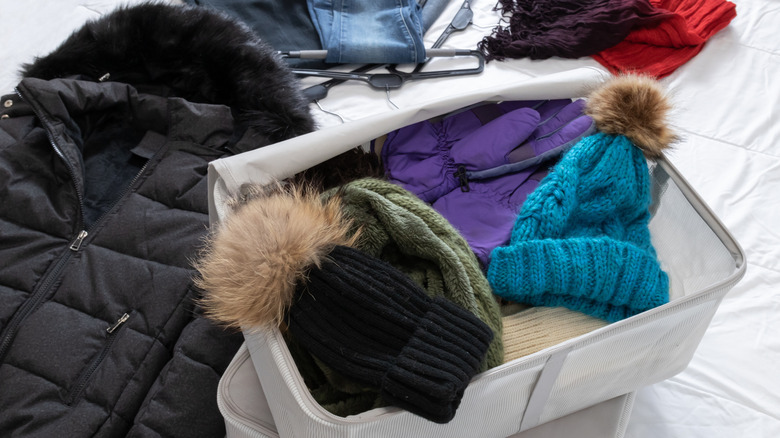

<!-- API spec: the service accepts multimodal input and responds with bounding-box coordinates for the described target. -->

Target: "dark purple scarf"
[478,0,672,60]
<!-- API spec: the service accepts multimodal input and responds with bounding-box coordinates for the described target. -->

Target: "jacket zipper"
[67,155,152,253]
[16,86,152,246]
[15,88,87,226]
[65,313,131,405]
[0,238,80,362]
[0,88,151,363]
[0,89,90,364]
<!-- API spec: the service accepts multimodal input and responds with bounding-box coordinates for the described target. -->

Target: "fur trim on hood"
[585,74,676,158]
[21,2,314,144]
[194,184,359,330]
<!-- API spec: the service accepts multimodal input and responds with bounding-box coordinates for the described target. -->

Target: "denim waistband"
[308,0,427,64]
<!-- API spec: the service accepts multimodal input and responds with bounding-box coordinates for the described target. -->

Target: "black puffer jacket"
[0,3,313,437]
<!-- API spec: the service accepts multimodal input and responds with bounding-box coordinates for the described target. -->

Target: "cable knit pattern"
[592,0,737,78]
[488,133,670,322]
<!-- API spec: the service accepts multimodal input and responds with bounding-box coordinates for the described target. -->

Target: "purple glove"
[431,166,551,267]
[381,99,592,201]
[381,99,594,267]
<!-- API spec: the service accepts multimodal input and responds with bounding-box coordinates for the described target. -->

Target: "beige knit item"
[502,306,608,363]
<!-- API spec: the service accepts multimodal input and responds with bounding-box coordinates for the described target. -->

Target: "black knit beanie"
[195,185,495,423]
[289,245,494,424]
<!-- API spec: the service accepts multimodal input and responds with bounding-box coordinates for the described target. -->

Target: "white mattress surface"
[2,1,777,437]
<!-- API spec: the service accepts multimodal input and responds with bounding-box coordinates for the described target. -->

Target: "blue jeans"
[308,0,428,64]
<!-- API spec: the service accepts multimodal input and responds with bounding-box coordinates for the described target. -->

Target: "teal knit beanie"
[488,75,676,323]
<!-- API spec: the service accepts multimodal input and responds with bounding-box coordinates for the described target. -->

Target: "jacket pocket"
[65,312,131,406]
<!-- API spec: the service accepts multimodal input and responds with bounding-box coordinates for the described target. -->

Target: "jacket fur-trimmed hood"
[21,1,314,144]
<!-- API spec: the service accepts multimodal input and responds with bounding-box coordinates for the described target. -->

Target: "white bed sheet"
[1,1,777,437]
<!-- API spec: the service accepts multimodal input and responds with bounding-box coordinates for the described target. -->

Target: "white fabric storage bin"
[207,68,746,438]
[218,344,277,438]
[219,343,637,438]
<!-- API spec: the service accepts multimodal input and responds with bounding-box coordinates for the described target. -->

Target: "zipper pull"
[453,165,471,192]
[69,230,88,251]
[107,313,130,334]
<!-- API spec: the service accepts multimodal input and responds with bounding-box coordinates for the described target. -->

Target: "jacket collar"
[16,77,241,161]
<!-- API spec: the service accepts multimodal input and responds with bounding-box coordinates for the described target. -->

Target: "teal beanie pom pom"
[487,75,674,323]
